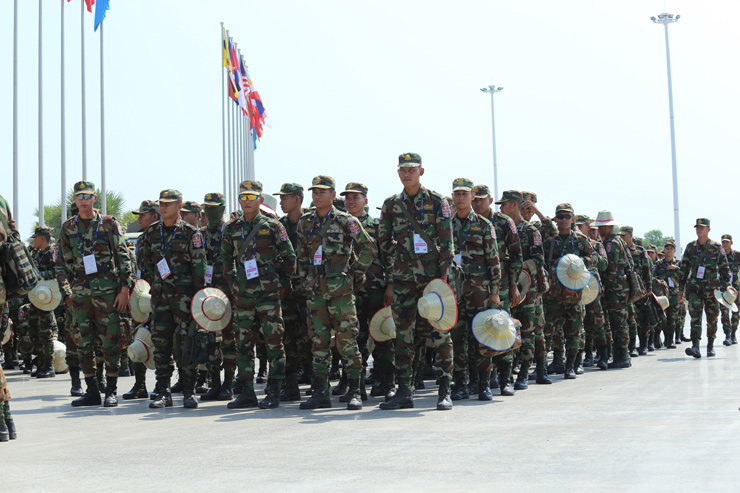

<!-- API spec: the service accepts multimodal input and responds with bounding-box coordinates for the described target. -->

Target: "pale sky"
[1,1,739,251]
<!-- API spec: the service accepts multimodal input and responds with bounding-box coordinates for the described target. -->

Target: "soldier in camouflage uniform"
[653,239,682,349]
[180,201,202,229]
[297,175,376,410]
[138,189,206,408]
[719,234,739,345]
[221,181,295,410]
[57,181,133,407]
[273,183,312,399]
[620,227,654,356]
[0,194,18,441]
[678,218,731,358]
[449,179,501,401]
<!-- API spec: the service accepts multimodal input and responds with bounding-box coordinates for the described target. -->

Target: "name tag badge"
[83,254,98,275]
[668,277,675,288]
[136,268,141,279]
[244,259,259,280]
[157,258,171,279]
[414,234,428,254]
[697,266,706,279]
[314,245,323,266]
[205,265,214,285]
[454,253,462,266]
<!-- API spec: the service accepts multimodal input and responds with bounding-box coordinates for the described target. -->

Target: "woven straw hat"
[29,280,62,311]
[715,287,739,313]
[369,306,396,342]
[556,254,591,290]
[417,279,458,332]
[191,287,232,332]
[472,309,517,351]
[52,340,68,373]
[580,275,601,306]
[130,280,153,323]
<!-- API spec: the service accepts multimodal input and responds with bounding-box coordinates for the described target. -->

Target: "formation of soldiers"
[1,151,739,433]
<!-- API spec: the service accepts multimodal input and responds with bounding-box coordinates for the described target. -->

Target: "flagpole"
[100,22,107,215]
[239,107,244,188]
[248,114,255,180]
[38,0,45,226]
[61,0,67,224]
[12,0,19,221]
[81,0,87,181]
[220,23,227,202]
[227,92,233,211]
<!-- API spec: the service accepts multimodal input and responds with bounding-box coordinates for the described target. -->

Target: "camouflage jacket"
[628,243,653,293]
[32,246,57,281]
[516,219,547,295]
[543,230,595,271]
[357,213,389,292]
[202,222,231,295]
[452,210,501,294]
[57,212,132,297]
[378,186,453,283]
[536,218,558,244]
[679,239,730,292]
[653,257,682,296]
[138,218,206,299]
[221,211,296,296]
[0,195,17,247]
[484,210,523,296]
[723,249,740,290]
[297,206,376,296]
[601,232,630,298]
[279,214,305,294]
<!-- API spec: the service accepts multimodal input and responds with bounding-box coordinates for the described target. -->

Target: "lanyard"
[241,221,259,260]
[453,216,474,253]
[75,216,101,257]
[159,222,179,259]
[401,191,424,231]
[308,210,333,239]
[696,242,709,266]
[557,233,576,255]
[207,224,224,262]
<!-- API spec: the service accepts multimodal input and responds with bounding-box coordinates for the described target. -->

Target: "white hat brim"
[369,306,396,342]
[512,271,531,308]
[472,309,517,351]
[580,275,601,306]
[52,340,67,373]
[133,325,153,348]
[714,290,739,313]
[191,288,233,332]
[556,255,591,290]
[29,280,62,311]
[130,280,152,323]
[419,279,458,332]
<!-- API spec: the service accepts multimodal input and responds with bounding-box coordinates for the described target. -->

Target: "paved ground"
[4,336,739,492]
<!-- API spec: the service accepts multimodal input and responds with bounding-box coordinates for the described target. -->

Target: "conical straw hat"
[132,324,153,348]
[1,320,12,346]
[417,278,458,332]
[556,254,591,290]
[130,280,153,323]
[512,270,531,308]
[656,294,670,311]
[127,338,155,369]
[52,339,68,373]
[29,280,62,311]
[472,308,517,351]
[715,287,739,313]
[580,275,601,306]
[369,306,396,342]
[191,287,232,332]
[594,210,617,226]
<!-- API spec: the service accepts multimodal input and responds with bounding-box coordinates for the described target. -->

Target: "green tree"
[33,189,129,239]
[643,229,674,249]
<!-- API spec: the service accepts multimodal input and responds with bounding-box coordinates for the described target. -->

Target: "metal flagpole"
[227,95,233,211]
[13,0,19,221]
[100,23,107,215]
[247,117,255,180]
[220,23,227,202]
[81,0,87,180]
[61,0,67,224]
[237,104,243,190]
[232,101,237,208]
[38,0,45,226]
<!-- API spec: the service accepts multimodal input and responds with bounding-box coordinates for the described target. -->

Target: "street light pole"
[480,85,503,202]
[651,12,681,256]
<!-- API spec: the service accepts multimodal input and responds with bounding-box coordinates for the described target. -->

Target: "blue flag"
[94,0,110,31]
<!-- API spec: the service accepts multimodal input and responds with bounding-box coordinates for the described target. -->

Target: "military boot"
[30,356,40,377]
[379,376,413,410]
[227,380,258,409]
[22,356,32,375]
[596,345,609,370]
[103,376,118,407]
[498,366,515,396]
[647,331,656,351]
[723,331,733,347]
[36,357,56,379]
[664,329,676,349]
[514,363,529,390]
[360,372,368,401]
[217,369,235,400]
[654,332,663,349]
[200,370,223,401]
[195,370,209,394]
[346,376,363,410]
[71,376,102,407]
[684,338,701,359]
[279,373,301,402]
[96,365,107,393]
[450,371,469,401]
[365,368,377,386]
[732,329,738,344]
[564,354,577,380]
[123,366,148,400]
[608,346,632,368]
[535,358,552,384]
[547,350,565,374]
[259,379,281,409]
[706,338,716,358]
[332,368,348,396]
[299,375,332,410]
[436,376,453,410]
[478,371,493,401]
[370,368,387,397]
[69,367,84,397]
[0,412,8,442]
[574,352,584,375]
[384,371,397,402]
[583,344,594,367]
[170,368,184,393]
[467,369,479,395]
[256,358,267,384]
[232,375,245,395]
[413,371,425,391]
[638,334,648,356]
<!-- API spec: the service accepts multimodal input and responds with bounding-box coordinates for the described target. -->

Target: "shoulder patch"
[606,242,612,253]
[533,230,542,246]
[117,222,124,236]
[507,218,518,235]
[491,225,497,239]
[278,223,289,242]
[349,219,361,235]
[599,244,606,257]
[644,251,650,259]
[193,233,203,248]
[441,202,451,218]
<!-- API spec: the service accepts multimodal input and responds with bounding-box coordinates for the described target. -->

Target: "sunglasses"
[555,213,573,220]
[76,193,95,201]
[239,193,261,201]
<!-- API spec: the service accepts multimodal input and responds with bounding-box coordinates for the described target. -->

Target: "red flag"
[86,0,95,13]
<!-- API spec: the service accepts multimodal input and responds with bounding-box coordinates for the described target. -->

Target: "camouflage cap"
[340,182,369,196]
[181,201,202,214]
[722,234,733,242]
[274,183,304,196]
[646,245,657,253]
[158,189,183,203]
[473,184,491,198]
[203,193,226,207]
[619,225,634,235]
[32,225,52,238]
[575,214,591,225]
[522,191,537,203]
[131,200,159,215]
[634,237,643,246]
[452,178,474,192]
[494,190,523,205]
[73,181,96,195]
[694,218,710,227]
[664,239,676,248]
[308,175,336,190]
[398,152,422,168]
[555,203,574,214]
[239,180,263,195]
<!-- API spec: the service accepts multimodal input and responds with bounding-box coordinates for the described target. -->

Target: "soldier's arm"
[505,222,523,289]
[578,234,595,269]
[38,250,56,281]
[295,219,310,283]
[138,231,155,285]
[220,224,238,293]
[435,197,454,277]
[275,222,296,279]
[643,254,653,292]
[539,219,558,243]
[349,219,377,273]
[718,246,730,290]
[594,242,608,272]
[56,235,73,298]
[378,200,395,267]
[189,230,206,291]
[110,219,133,291]
[484,224,501,295]
[678,247,691,291]
[603,240,619,281]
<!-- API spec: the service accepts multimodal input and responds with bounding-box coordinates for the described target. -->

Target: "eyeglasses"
[555,213,573,220]
[76,193,95,201]
[239,193,260,201]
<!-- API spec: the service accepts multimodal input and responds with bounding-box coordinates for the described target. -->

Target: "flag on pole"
[85,0,95,13]
[94,0,109,31]
[226,37,241,103]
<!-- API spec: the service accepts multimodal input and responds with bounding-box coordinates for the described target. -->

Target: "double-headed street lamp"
[480,85,503,203]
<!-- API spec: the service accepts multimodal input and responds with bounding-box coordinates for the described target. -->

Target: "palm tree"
[33,189,129,239]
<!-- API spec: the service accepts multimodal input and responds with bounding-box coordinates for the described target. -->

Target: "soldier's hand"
[667,264,677,270]
[64,295,73,308]
[489,293,501,306]
[678,291,684,304]
[113,292,129,313]
[510,286,521,307]
[383,283,394,307]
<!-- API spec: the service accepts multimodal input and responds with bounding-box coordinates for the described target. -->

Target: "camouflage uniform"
[221,182,295,409]
[578,217,608,366]
[138,189,206,407]
[653,241,682,346]
[719,234,739,345]
[621,228,654,355]
[0,194,17,311]
[601,223,631,367]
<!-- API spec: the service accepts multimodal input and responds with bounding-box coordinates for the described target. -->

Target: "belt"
[76,262,114,277]
[616,269,625,276]
[308,263,346,275]
[170,265,192,274]
[462,264,487,275]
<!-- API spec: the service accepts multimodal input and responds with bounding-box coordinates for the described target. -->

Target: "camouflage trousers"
[720,301,739,333]
[544,298,583,356]
[72,290,123,375]
[392,279,453,381]
[678,301,688,337]
[356,288,394,373]
[204,317,237,374]
[583,298,607,347]
[151,293,197,382]
[59,307,80,368]
[687,289,720,341]
[233,291,285,382]
[306,288,361,380]
[282,291,311,376]
[18,306,56,360]
[512,292,542,367]
[451,290,493,374]
[658,294,679,340]
[603,299,629,352]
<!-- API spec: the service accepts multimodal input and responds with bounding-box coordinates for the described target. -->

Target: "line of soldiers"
[1,152,738,421]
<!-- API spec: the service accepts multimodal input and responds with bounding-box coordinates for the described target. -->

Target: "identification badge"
[205,265,214,285]
[668,277,675,288]
[454,253,462,266]
[314,245,323,266]
[244,259,259,279]
[83,254,98,275]
[697,266,706,279]
[136,268,141,279]
[157,258,171,279]
[413,234,428,254]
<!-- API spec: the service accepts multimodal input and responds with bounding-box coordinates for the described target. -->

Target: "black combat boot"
[2,403,16,440]
[535,358,552,384]
[360,372,368,401]
[200,370,223,401]
[195,370,209,394]
[259,379,281,409]
[123,366,148,400]
[413,371,425,391]
[170,368,184,393]
[514,363,529,390]
[608,346,632,368]
[436,376,453,410]
[450,371,469,401]
[255,358,267,384]
[478,371,493,401]
[71,376,102,407]
[279,373,301,401]
[218,369,235,400]
[664,329,676,349]
[149,379,173,408]
[96,365,107,393]
[30,356,40,377]
[384,371,397,402]
[684,338,701,359]
[547,350,565,374]
[332,368,348,396]
[370,368,387,397]
[638,334,648,356]
[297,366,311,384]
[654,332,663,349]
[583,343,594,367]
[36,357,55,378]
[706,338,716,358]
[233,375,245,395]
[499,365,515,396]
[574,352,584,375]
[467,369,479,395]
[379,376,413,410]
[345,377,363,410]
[732,329,738,344]
[299,375,332,410]
[648,331,656,351]
[22,356,32,375]
[69,367,84,397]
[564,354,577,380]
[227,381,259,409]
[629,340,639,358]
[365,368,377,386]
[182,373,199,409]
[104,376,118,407]
[723,331,733,347]
[596,345,609,370]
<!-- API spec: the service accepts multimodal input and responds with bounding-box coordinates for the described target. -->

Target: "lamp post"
[651,12,681,256]
[480,85,503,202]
